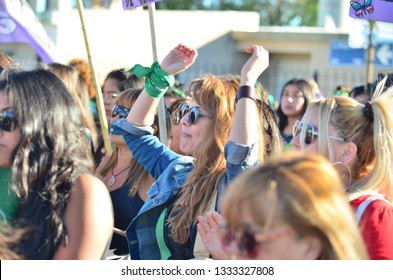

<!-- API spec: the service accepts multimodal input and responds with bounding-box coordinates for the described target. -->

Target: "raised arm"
[229,46,269,145]
[126,44,198,126]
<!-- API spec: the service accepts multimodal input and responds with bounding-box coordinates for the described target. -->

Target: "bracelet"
[235,85,256,103]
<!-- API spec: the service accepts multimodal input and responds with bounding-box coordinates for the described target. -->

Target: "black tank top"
[109,181,144,255]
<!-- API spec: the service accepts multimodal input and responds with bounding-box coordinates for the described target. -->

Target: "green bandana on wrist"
[126,61,174,98]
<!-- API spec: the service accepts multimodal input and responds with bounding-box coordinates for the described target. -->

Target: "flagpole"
[366,20,376,84]
[76,0,112,155]
[148,3,168,145]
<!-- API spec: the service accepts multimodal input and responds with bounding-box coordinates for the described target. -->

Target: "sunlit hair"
[0,51,14,69]
[222,152,368,260]
[301,76,393,201]
[0,51,20,78]
[0,225,23,260]
[168,74,267,243]
[277,79,315,132]
[96,88,163,197]
[41,63,98,152]
[68,58,95,99]
[0,69,94,259]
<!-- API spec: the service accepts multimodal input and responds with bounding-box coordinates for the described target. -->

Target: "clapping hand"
[197,211,230,260]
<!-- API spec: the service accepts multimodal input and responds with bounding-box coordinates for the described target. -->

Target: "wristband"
[235,85,256,103]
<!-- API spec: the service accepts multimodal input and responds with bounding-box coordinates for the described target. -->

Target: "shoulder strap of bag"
[156,207,172,260]
[355,196,386,224]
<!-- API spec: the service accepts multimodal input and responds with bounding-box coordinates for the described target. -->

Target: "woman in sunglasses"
[199,152,368,259]
[0,53,21,225]
[166,98,188,155]
[0,69,114,259]
[291,78,393,259]
[110,43,268,259]
[0,107,21,225]
[163,86,189,155]
[96,88,162,257]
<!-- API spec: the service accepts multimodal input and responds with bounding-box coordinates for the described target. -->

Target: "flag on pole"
[349,0,393,23]
[0,0,58,62]
[122,0,160,10]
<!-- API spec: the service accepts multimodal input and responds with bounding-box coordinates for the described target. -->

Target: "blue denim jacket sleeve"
[216,140,259,210]
[225,140,259,180]
[110,118,181,180]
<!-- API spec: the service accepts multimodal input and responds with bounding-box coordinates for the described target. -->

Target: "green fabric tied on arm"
[126,61,174,98]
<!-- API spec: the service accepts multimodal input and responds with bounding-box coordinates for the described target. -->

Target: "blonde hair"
[222,152,368,260]
[168,75,267,243]
[301,77,393,200]
[0,226,22,260]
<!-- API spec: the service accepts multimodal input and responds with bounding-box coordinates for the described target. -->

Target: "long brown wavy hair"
[167,75,266,243]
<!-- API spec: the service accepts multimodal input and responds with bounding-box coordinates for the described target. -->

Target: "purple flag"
[122,0,160,10]
[349,0,393,23]
[0,0,57,62]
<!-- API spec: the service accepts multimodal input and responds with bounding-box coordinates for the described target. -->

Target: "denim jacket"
[110,118,259,259]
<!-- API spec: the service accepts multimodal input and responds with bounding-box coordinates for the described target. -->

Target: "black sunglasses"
[0,110,18,132]
[179,103,211,125]
[111,104,130,118]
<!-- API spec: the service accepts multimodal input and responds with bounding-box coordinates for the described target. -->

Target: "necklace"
[107,166,129,187]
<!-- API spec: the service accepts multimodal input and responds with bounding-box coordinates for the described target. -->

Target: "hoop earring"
[332,161,352,191]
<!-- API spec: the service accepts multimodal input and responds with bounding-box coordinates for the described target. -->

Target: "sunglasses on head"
[0,110,18,132]
[220,224,293,259]
[111,104,130,118]
[179,103,211,125]
[293,120,345,145]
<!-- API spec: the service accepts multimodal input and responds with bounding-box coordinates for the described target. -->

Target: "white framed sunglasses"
[293,120,345,145]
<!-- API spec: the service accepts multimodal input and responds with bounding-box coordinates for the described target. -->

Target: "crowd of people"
[0,43,392,260]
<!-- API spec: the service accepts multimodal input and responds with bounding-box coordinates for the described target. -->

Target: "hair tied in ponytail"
[364,101,374,122]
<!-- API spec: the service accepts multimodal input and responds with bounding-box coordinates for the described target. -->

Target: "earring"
[332,161,352,191]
